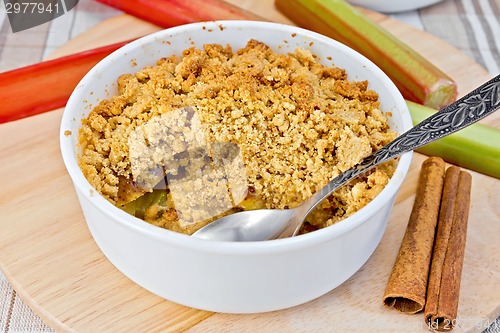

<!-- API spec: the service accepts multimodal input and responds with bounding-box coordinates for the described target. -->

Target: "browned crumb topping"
[78,39,396,235]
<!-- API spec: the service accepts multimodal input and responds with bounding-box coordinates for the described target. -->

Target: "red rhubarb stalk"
[95,0,266,28]
[0,41,128,124]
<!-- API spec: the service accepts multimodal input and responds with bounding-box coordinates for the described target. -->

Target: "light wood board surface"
[0,1,499,332]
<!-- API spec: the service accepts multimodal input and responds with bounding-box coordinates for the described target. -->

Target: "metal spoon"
[192,74,500,241]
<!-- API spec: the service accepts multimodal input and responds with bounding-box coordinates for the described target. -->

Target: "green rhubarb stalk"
[407,100,500,179]
[275,0,458,109]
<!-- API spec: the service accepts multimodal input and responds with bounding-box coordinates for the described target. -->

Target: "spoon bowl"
[192,208,300,241]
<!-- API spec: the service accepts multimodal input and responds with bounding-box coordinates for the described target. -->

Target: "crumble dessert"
[78,39,397,235]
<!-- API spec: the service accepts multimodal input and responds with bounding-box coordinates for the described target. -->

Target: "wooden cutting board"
[1,2,499,332]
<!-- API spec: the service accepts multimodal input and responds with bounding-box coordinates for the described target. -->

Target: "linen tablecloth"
[0,0,499,332]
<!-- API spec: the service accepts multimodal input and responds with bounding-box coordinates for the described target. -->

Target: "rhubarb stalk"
[407,101,500,179]
[95,0,266,28]
[275,0,458,109]
[0,41,129,123]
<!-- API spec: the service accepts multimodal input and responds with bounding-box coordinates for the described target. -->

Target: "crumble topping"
[78,39,396,235]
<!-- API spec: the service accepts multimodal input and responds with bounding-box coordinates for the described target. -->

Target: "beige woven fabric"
[1,272,54,332]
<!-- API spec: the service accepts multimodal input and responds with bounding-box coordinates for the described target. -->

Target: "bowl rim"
[60,20,413,255]
[347,0,444,13]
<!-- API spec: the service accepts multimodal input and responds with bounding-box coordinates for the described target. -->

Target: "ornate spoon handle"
[302,74,500,217]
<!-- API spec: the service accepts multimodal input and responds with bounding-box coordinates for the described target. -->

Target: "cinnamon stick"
[383,157,446,313]
[424,167,472,331]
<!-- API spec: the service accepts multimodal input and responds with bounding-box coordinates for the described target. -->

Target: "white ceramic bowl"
[60,21,412,313]
[348,0,445,13]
